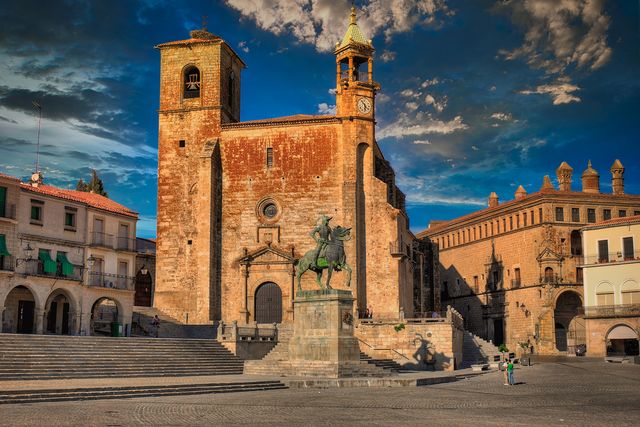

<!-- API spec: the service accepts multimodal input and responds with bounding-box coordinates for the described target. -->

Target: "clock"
[357,97,372,114]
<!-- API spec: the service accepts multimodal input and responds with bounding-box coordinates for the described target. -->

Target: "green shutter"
[56,252,75,276]
[0,187,6,218]
[38,249,57,274]
[0,235,10,256]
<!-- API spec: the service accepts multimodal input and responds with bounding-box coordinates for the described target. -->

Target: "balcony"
[0,203,16,220]
[88,272,135,291]
[390,240,409,258]
[0,255,15,272]
[539,274,563,285]
[511,279,521,288]
[584,304,640,319]
[579,251,640,266]
[91,232,114,249]
[116,236,136,252]
[20,259,83,281]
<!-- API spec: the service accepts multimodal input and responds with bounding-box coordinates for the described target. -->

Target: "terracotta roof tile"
[222,114,338,128]
[156,37,221,48]
[21,183,138,218]
[583,215,640,229]
[0,172,21,182]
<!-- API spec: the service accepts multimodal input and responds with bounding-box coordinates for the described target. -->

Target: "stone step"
[0,381,287,404]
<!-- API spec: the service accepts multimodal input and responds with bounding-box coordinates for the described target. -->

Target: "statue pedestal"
[288,289,361,377]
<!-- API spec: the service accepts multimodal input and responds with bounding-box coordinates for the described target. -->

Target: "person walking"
[151,315,160,338]
[502,359,509,385]
[507,359,515,385]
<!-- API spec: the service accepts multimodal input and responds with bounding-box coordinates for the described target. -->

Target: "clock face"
[357,97,372,114]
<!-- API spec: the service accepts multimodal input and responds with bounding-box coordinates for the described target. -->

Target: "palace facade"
[419,161,640,355]
[154,10,439,327]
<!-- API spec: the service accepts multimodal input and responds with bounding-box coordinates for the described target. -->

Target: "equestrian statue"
[296,215,352,291]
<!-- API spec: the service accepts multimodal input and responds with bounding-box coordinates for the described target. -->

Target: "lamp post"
[16,243,34,268]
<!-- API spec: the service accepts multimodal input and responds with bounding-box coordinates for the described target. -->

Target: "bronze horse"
[296,225,352,291]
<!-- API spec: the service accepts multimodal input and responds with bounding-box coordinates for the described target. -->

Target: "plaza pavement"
[1,361,639,426]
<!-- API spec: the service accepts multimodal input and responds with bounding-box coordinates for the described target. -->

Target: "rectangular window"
[473,276,478,293]
[523,212,527,227]
[603,209,611,221]
[64,207,77,230]
[502,218,506,232]
[539,208,543,223]
[509,217,513,230]
[0,186,6,218]
[634,210,640,216]
[571,208,580,222]
[619,210,627,218]
[492,270,500,289]
[555,207,564,222]
[587,208,596,223]
[30,200,43,224]
[514,268,521,288]
[598,240,609,263]
[622,291,640,305]
[576,267,583,283]
[623,237,634,260]
[531,210,535,225]
[596,293,614,306]
[179,140,186,148]
[266,147,273,168]
[516,215,520,228]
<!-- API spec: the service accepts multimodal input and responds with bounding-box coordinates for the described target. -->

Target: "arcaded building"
[154,10,438,327]
[419,160,640,355]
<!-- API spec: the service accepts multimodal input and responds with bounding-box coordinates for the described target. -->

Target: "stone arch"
[2,285,39,334]
[605,324,639,357]
[182,64,201,99]
[90,297,122,336]
[44,288,79,335]
[254,282,282,324]
[553,290,585,353]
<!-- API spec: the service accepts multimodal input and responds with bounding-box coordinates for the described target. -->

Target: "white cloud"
[413,139,432,145]
[377,112,468,139]
[519,81,581,105]
[471,145,479,151]
[498,0,612,75]
[238,41,250,53]
[380,50,396,62]
[400,89,419,98]
[406,102,419,111]
[328,88,337,95]
[224,0,453,52]
[317,102,336,115]
[421,77,440,88]
[490,85,496,91]
[376,93,391,103]
[490,112,513,121]
[424,93,447,113]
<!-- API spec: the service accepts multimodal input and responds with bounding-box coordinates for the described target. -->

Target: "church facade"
[154,11,439,327]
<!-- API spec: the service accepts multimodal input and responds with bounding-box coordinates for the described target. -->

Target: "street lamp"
[87,255,96,269]
[16,243,34,267]
[140,264,148,275]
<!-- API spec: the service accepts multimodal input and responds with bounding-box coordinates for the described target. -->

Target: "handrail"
[356,337,411,361]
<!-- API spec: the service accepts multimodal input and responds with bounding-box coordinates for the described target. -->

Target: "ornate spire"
[337,6,370,50]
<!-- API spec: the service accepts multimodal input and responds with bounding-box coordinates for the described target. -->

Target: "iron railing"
[511,279,521,288]
[0,203,16,220]
[579,251,640,266]
[389,240,410,257]
[20,259,83,281]
[90,231,114,248]
[116,236,136,252]
[0,255,15,272]
[88,272,135,291]
[584,304,640,318]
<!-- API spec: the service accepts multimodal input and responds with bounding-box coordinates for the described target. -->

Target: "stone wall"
[355,306,464,371]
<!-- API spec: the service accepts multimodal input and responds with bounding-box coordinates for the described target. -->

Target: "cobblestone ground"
[3,362,639,426]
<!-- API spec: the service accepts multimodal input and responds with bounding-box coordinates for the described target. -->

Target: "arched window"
[570,230,582,256]
[227,70,235,106]
[544,267,554,283]
[183,65,200,99]
[596,282,614,306]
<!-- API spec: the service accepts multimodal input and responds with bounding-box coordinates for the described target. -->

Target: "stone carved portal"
[255,282,282,324]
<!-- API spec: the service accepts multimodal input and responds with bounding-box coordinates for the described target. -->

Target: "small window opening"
[183,66,200,99]
[266,147,273,168]
[179,140,186,148]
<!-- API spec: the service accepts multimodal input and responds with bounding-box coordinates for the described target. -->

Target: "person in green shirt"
[507,360,515,385]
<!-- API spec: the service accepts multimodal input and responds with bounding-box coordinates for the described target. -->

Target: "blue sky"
[0,0,638,238]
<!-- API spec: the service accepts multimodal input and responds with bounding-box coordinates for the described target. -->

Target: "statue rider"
[310,215,332,268]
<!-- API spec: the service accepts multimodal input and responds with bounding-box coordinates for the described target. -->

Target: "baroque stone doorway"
[255,282,282,324]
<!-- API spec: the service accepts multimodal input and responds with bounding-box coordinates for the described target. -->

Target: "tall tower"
[556,161,573,192]
[154,30,245,323]
[610,159,625,195]
[335,7,380,118]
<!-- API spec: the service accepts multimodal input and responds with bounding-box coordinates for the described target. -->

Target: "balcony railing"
[511,279,521,288]
[91,231,114,248]
[88,272,135,291]
[584,304,640,319]
[539,274,562,284]
[0,203,16,220]
[579,251,640,266]
[20,259,83,281]
[340,70,370,82]
[0,255,15,272]
[390,240,409,258]
[116,236,136,252]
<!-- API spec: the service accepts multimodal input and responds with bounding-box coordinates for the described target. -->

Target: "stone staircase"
[0,334,244,380]
[132,306,216,339]
[359,352,403,372]
[461,331,501,368]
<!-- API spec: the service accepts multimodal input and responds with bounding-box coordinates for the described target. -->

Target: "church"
[153,9,439,328]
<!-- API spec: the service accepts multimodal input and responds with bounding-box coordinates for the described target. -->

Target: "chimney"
[556,161,573,191]
[540,175,555,191]
[581,160,600,193]
[514,185,527,200]
[488,192,499,208]
[610,159,624,195]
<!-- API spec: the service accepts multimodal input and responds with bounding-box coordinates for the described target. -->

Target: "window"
[587,208,596,223]
[266,147,273,168]
[619,210,627,218]
[516,215,520,228]
[523,212,527,227]
[570,230,582,256]
[623,237,634,260]
[183,65,200,99]
[596,292,614,306]
[622,291,640,304]
[473,276,478,293]
[513,268,521,288]
[597,240,609,263]
[634,210,640,216]
[509,216,513,230]
[179,140,186,148]
[544,267,554,283]
[576,267,583,283]
[539,208,543,223]
[0,186,6,218]
[502,218,506,232]
[30,200,43,224]
[555,207,564,222]
[603,209,611,221]
[531,210,535,225]
[492,270,500,289]
[117,261,129,289]
[228,70,235,106]
[571,208,580,222]
[64,207,77,230]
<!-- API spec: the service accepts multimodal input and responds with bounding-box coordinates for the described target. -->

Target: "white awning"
[607,325,638,340]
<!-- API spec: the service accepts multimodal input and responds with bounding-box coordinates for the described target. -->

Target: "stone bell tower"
[154,29,245,323]
[335,7,380,118]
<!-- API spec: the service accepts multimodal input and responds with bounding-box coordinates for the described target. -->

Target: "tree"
[76,169,108,197]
